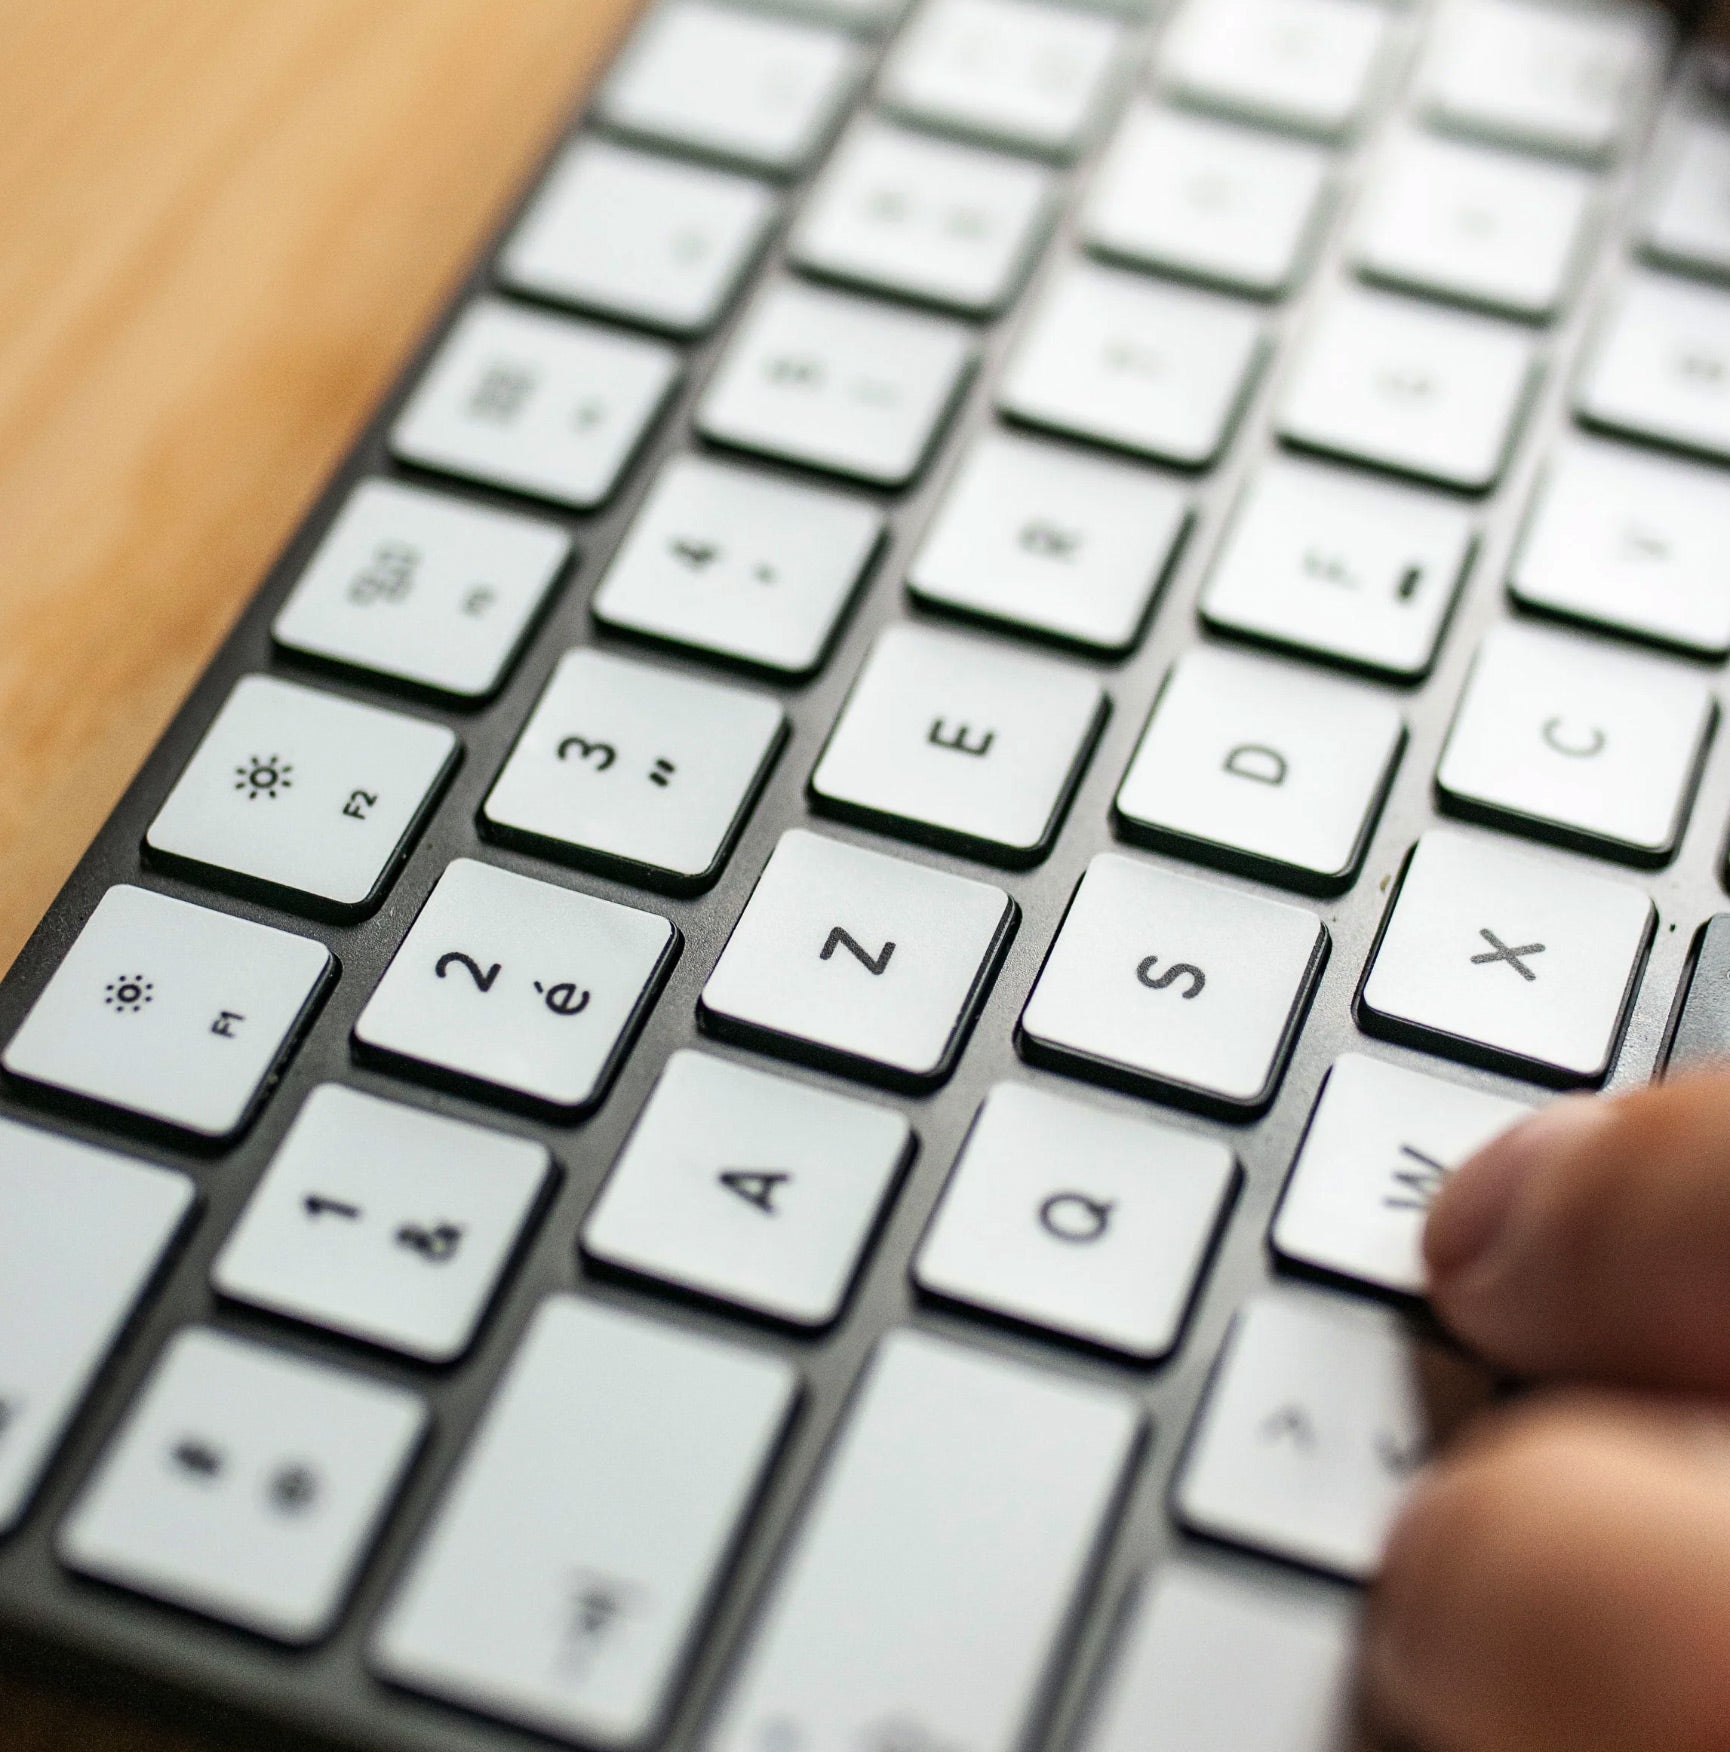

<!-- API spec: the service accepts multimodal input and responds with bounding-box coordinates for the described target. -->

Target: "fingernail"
[1424,1097,1609,1286]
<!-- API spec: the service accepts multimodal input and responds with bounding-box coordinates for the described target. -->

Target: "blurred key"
[1643,108,1730,280]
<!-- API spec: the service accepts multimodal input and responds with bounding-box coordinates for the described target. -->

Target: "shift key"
[711,1329,1141,1752]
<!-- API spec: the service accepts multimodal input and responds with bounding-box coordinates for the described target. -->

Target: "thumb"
[1423,1066,1730,1392]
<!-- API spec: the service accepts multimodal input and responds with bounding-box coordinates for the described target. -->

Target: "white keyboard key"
[1085,105,1331,298]
[212,1085,552,1363]
[62,1329,424,1642]
[354,859,675,1114]
[1438,622,1714,864]
[1278,290,1537,491]
[597,0,862,173]
[1422,0,1663,161]
[146,675,457,917]
[375,1297,795,1746]
[1643,109,1730,279]
[1115,645,1404,894]
[1175,1295,1488,1579]
[271,480,571,701]
[1000,259,1265,468]
[1082,1565,1359,1752]
[907,431,1189,654]
[700,829,1013,1088]
[914,1082,1237,1359]
[391,299,679,510]
[1020,852,1326,1113]
[811,623,1107,864]
[790,119,1055,314]
[0,1123,192,1534]
[482,648,785,892]
[761,0,910,27]
[1577,270,1730,464]
[592,455,881,677]
[1159,0,1390,141]
[583,1049,911,1326]
[1361,829,1655,1084]
[3,887,330,1140]
[697,281,973,487]
[498,138,777,335]
[879,0,1125,157]
[1509,438,1730,658]
[1199,462,1475,680]
[1354,132,1595,320]
[710,1330,1138,1752]
[1273,1054,1533,1296]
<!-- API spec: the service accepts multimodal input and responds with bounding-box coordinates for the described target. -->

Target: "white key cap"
[1273,1054,1533,1295]
[375,1297,795,1747]
[710,1330,1139,1752]
[1278,290,1537,491]
[1115,645,1405,894]
[1159,0,1390,141]
[907,431,1189,653]
[699,829,1013,1088]
[1082,1565,1359,1752]
[811,623,1107,864]
[914,1082,1237,1359]
[591,455,881,677]
[271,480,571,701]
[879,0,1126,157]
[354,859,675,1114]
[61,1329,424,1642]
[0,1123,192,1534]
[1020,852,1326,1113]
[999,259,1265,468]
[1174,1294,1488,1579]
[1199,462,1475,680]
[1643,109,1730,279]
[482,648,785,892]
[146,675,457,917]
[211,1085,552,1363]
[1422,0,1663,161]
[697,281,973,486]
[391,299,679,510]
[597,0,862,174]
[1437,622,1714,863]
[761,0,910,27]
[1577,270,1730,464]
[790,119,1054,314]
[498,138,777,335]
[583,1049,911,1326]
[1361,829,1655,1084]
[1509,438,1730,658]
[1354,131,1595,320]
[1085,105,1331,298]
[3,887,330,1140]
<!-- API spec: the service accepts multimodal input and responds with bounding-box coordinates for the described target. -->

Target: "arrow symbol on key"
[303,1194,361,1222]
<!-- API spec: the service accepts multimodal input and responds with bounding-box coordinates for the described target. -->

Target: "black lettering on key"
[436,951,501,992]
[267,1462,320,1515]
[1259,1404,1318,1450]
[342,789,378,821]
[559,1568,645,1678]
[557,736,617,772]
[927,719,994,758]
[534,980,590,1016]
[1374,1429,1428,1477]
[1038,1191,1114,1244]
[171,1437,226,1481]
[1136,956,1206,999]
[1384,1143,1448,1212]
[395,1221,463,1263]
[210,1010,244,1039]
[1223,744,1287,786]
[821,928,895,976]
[1470,929,1545,982]
[1540,717,1606,760]
[719,1169,791,1215]
[303,1194,361,1222]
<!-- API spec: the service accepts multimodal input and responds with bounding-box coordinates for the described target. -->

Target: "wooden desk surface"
[0,1,635,1745]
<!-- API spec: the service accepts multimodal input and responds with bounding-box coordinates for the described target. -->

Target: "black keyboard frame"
[1,2,1724,1748]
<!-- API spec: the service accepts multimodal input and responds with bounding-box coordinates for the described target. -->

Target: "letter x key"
[1470,928,1545,982]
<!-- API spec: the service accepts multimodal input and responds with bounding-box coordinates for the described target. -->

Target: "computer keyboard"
[2,0,1728,1745]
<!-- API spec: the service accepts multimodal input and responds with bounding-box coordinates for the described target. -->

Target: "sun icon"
[104,974,154,1013]
[234,754,292,801]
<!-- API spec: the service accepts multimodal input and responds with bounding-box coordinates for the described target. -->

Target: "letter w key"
[821,927,895,976]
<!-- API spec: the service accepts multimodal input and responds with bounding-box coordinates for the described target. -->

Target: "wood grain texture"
[0,0,635,1745]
